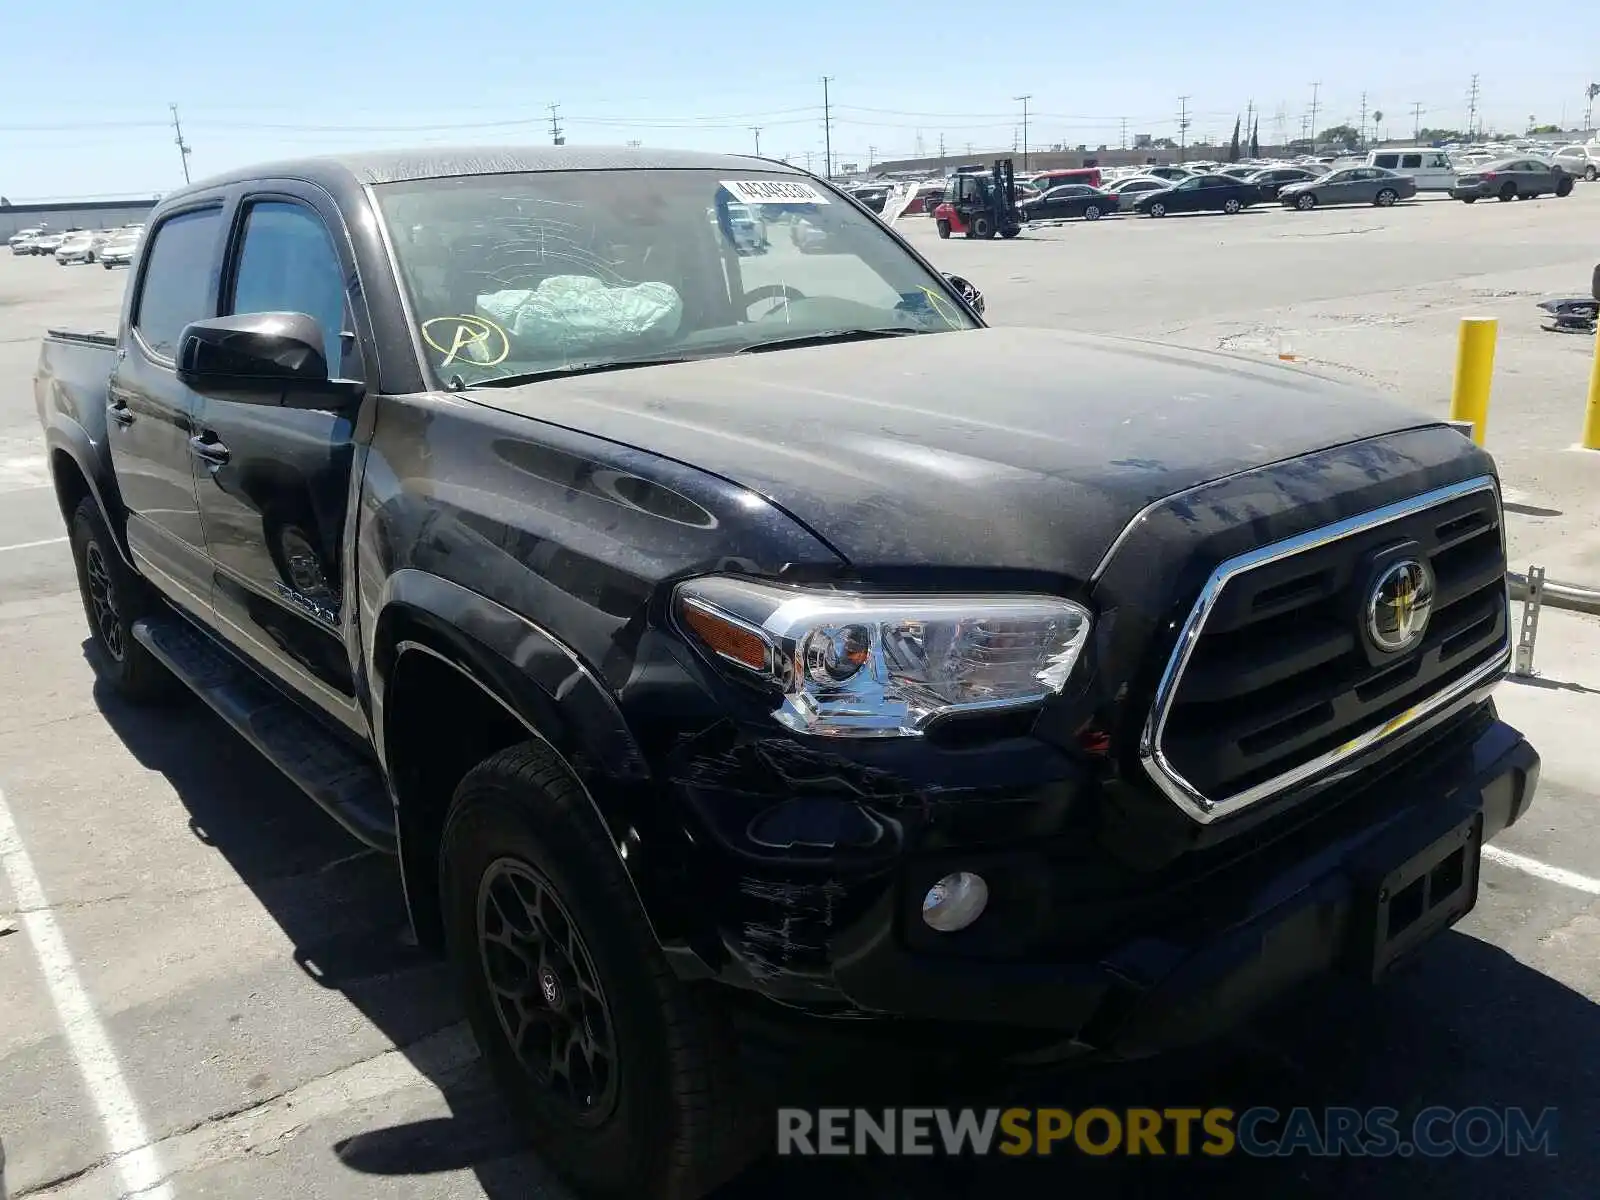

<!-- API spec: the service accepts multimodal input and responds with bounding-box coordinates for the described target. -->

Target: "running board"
[130,615,396,852]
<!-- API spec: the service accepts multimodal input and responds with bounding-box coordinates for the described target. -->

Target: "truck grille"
[1142,477,1509,822]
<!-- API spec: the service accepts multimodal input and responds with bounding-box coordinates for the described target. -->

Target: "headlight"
[674,576,1091,737]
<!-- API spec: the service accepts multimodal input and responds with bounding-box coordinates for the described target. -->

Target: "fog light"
[921,871,988,932]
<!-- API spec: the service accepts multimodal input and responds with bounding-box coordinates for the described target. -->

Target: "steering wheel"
[744,283,807,318]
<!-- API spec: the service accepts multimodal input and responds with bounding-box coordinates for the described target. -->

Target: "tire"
[1556,176,1574,198]
[1000,227,1019,238]
[1461,196,1477,204]
[69,497,181,704]
[1375,188,1398,207]
[1296,193,1316,211]
[103,261,113,270]
[1586,165,1597,182]
[936,219,950,239]
[1498,183,1516,202]
[1222,198,1242,214]
[969,215,993,239]
[1147,201,1166,218]
[441,743,760,1200]
[1083,204,1102,221]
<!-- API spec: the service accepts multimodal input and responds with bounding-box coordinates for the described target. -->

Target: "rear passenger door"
[107,203,226,617]
[189,186,368,730]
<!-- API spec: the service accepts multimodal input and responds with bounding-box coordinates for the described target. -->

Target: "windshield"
[374,168,978,388]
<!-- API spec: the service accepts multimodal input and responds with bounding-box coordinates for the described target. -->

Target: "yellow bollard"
[1449,318,1498,446]
[1583,331,1600,451]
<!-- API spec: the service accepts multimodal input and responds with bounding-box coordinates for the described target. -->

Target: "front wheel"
[1147,202,1166,218]
[1083,204,1102,221]
[69,497,180,703]
[1222,198,1242,214]
[968,214,993,239]
[1556,176,1574,198]
[936,219,951,239]
[1296,193,1317,211]
[441,744,760,1200]
[1460,196,1477,204]
[1585,165,1597,182]
[1375,188,1398,207]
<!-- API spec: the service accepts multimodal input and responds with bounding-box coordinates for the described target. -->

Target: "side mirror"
[944,273,985,316]
[177,312,332,389]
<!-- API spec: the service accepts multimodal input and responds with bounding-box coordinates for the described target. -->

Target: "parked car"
[1366,148,1457,192]
[1551,143,1600,182]
[35,144,1536,1200]
[1279,166,1417,210]
[8,227,46,255]
[1245,165,1321,199]
[54,230,102,265]
[1142,165,1194,182]
[723,201,768,253]
[1019,183,1119,222]
[1450,158,1574,202]
[1105,176,1172,204]
[1132,173,1261,216]
[97,228,141,269]
[29,231,67,256]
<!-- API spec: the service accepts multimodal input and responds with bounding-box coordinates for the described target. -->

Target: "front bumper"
[827,710,1537,1057]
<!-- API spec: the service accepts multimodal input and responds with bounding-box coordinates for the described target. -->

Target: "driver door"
[189,186,368,731]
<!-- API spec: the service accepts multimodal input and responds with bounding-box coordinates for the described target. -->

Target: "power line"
[169,103,191,185]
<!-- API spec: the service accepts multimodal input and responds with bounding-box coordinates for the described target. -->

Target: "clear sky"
[1,0,1594,200]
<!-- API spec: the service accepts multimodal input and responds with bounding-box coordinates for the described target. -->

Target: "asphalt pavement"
[3,188,1600,1200]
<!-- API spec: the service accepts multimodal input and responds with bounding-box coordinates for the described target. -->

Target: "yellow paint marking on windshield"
[421,315,510,367]
[919,287,965,330]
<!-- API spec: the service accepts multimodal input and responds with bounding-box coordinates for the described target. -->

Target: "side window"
[1374,154,1398,169]
[1401,154,1423,169]
[132,208,223,360]
[228,201,352,374]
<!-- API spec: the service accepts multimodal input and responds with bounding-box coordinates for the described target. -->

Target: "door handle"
[108,400,135,427]
[188,435,231,466]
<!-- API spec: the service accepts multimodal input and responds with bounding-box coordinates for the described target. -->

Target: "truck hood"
[468,326,1439,580]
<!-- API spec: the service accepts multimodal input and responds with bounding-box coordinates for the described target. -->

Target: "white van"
[1366,147,1456,192]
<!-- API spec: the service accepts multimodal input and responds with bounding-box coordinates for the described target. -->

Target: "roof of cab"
[171,145,801,196]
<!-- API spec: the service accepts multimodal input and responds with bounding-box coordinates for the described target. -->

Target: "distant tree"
[1417,127,1469,144]
[1319,123,1361,147]
[1371,110,1384,142]
[1530,124,1562,135]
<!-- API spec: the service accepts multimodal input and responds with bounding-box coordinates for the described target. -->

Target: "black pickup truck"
[36,147,1537,1198]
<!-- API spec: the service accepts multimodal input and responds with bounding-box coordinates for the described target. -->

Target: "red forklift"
[933,159,1023,239]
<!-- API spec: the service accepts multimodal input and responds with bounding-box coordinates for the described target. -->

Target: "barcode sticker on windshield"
[721,179,830,205]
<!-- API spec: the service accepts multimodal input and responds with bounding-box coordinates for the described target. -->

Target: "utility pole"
[1467,74,1480,140]
[868,145,876,168]
[1120,117,1128,150]
[1244,100,1254,153]
[1308,81,1321,147]
[1412,101,1424,141]
[1177,96,1191,161]
[169,103,191,184]
[937,133,945,170]
[548,103,564,146]
[749,126,762,156]
[1359,92,1367,145]
[1015,94,1032,170]
[821,76,834,179]
[1300,114,1311,144]
[965,142,973,158]
[803,150,814,173]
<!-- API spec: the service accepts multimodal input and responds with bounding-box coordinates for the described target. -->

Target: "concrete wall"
[0,200,158,239]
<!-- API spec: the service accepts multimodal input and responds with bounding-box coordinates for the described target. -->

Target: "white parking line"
[0,785,175,1200]
[1483,844,1600,896]
[0,535,67,554]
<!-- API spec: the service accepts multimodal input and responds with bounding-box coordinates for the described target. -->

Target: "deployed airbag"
[477,276,683,353]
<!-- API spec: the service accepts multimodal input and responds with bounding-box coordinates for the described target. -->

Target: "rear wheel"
[441,744,760,1200]
[1083,204,1102,221]
[1296,193,1316,211]
[1585,165,1597,182]
[968,214,993,239]
[1556,176,1574,198]
[1375,188,1398,207]
[936,219,951,239]
[1460,196,1477,204]
[1498,182,1517,202]
[69,498,180,704]
[1222,198,1242,214]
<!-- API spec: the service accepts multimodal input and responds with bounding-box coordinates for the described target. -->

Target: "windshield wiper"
[463,357,695,389]
[734,327,924,354]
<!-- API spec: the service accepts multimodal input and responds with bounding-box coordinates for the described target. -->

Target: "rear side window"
[1401,154,1423,169]
[1374,154,1398,169]
[132,208,222,359]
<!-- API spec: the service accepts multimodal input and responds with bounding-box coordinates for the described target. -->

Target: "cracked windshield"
[377,168,975,385]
